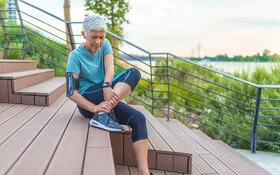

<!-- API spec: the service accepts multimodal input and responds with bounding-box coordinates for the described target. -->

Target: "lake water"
[199,62,279,74]
[126,60,279,78]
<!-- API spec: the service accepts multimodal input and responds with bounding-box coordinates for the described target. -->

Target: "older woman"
[66,14,150,175]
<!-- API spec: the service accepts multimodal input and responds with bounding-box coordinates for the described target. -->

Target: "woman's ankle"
[138,167,149,175]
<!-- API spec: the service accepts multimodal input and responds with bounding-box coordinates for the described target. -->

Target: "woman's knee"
[124,68,141,91]
[129,68,141,81]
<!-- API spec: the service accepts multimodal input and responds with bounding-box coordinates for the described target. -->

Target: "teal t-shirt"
[66,39,113,95]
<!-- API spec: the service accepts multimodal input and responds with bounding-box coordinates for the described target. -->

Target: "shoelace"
[105,111,118,126]
[111,109,118,122]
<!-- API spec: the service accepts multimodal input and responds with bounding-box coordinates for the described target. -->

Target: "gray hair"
[83,14,107,35]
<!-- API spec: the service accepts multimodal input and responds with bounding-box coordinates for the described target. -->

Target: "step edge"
[0,69,54,80]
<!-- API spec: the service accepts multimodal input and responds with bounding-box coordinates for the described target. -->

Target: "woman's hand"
[103,87,119,107]
[91,101,113,113]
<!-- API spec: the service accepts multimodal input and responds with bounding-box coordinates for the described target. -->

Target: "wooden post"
[64,0,71,53]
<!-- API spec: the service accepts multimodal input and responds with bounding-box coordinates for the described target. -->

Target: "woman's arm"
[103,54,119,106]
[68,73,112,113]
[104,53,114,83]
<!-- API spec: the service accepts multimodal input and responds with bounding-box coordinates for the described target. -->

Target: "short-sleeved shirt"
[66,38,113,95]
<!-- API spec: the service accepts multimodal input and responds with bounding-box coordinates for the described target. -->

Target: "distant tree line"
[190,49,280,62]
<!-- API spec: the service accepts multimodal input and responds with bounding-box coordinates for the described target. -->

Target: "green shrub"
[0,22,68,76]
[138,58,280,152]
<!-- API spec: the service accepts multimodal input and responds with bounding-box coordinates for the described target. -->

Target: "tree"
[0,0,7,18]
[263,49,271,56]
[84,0,130,54]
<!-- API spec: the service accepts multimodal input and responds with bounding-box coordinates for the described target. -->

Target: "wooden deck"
[0,95,271,175]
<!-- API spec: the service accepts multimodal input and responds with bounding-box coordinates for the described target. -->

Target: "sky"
[21,0,280,57]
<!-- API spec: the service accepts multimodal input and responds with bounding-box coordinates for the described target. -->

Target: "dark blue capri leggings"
[78,68,148,142]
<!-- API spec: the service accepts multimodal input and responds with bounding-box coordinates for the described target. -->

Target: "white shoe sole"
[89,119,122,132]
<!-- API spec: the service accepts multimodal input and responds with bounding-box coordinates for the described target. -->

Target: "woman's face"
[84,29,106,53]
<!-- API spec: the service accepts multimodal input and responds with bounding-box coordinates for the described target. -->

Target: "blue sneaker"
[89,112,125,132]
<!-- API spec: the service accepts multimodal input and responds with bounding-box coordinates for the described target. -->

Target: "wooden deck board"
[191,166,203,175]
[0,105,43,145]
[130,166,167,175]
[115,164,130,175]
[87,126,112,148]
[0,95,67,174]
[0,104,29,125]
[165,171,184,175]
[44,109,89,175]
[7,100,76,175]
[0,103,14,113]
[83,147,115,175]
[84,126,115,175]
[128,166,185,175]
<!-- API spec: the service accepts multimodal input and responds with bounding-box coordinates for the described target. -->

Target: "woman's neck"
[83,43,95,53]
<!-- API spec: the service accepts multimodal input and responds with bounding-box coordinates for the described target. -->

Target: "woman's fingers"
[100,101,113,112]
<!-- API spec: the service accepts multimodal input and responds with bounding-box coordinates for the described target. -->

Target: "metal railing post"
[167,53,170,121]
[0,9,10,59]
[251,87,262,153]
[149,53,154,115]
[15,0,28,60]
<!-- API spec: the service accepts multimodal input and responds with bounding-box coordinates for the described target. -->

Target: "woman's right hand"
[92,101,113,113]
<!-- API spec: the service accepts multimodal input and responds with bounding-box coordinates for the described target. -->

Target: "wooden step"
[0,69,54,91]
[15,77,66,106]
[214,140,271,174]
[136,106,192,174]
[0,69,56,104]
[110,123,157,169]
[0,79,10,103]
[0,60,37,74]
[159,118,235,175]
[84,125,116,175]
[194,129,271,173]
[162,119,270,175]
[110,105,192,174]
[191,129,213,142]
[115,165,185,175]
